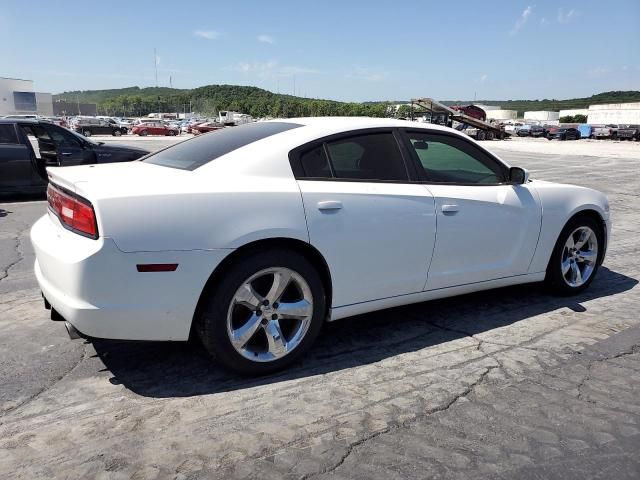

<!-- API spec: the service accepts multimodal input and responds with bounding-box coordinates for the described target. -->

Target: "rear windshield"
[143,121,302,170]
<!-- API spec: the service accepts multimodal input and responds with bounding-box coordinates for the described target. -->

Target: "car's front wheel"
[545,215,604,295]
[83,130,92,137]
[113,130,122,136]
[197,249,326,375]
[139,130,148,136]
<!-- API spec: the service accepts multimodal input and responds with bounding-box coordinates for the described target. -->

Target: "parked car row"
[0,118,149,194]
[512,122,639,141]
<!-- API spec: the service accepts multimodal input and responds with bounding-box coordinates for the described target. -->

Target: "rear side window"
[143,122,302,170]
[0,124,19,144]
[300,145,332,178]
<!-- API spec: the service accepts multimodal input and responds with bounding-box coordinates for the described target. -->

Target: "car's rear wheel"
[83,130,91,137]
[197,249,326,375]
[168,130,176,136]
[545,215,604,295]
[113,130,122,136]
[140,130,148,136]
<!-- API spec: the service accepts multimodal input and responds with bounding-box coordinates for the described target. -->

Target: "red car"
[192,122,225,135]
[131,121,178,136]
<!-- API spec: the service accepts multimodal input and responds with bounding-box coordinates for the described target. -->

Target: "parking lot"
[1,138,639,479]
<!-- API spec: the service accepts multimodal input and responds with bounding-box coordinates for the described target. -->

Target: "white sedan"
[31,118,610,374]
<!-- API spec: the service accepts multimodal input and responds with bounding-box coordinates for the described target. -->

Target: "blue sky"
[0,0,638,101]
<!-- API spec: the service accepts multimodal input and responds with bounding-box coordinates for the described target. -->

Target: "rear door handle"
[61,152,72,156]
[441,204,459,214]
[317,200,343,211]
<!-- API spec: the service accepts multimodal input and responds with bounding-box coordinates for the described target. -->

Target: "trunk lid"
[46,161,194,201]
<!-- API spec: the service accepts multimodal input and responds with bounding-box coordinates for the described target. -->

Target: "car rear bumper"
[31,214,230,341]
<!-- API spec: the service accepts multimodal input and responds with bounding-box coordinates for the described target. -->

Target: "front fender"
[528,180,610,273]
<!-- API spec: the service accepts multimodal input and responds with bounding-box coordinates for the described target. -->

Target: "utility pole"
[154,48,158,87]
[293,75,296,96]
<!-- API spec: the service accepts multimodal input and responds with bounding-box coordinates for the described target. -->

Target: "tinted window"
[0,124,19,144]
[406,132,504,184]
[326,133,408,181]
[144,122,301,170]
[300,145,331,178]
[13,92,37,112]
[45,125,82,146]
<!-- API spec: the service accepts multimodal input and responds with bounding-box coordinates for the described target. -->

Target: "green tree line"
[54,85,640,119]
[54,84,390,118]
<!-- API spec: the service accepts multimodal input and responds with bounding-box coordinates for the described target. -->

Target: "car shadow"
[0,192,46,204]
[0,209,10,217]
[91,267,637,398]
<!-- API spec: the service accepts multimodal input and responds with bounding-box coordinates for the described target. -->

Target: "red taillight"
[47,183,98,238]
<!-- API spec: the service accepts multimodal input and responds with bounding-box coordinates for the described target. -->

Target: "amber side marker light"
[136,264,179,272]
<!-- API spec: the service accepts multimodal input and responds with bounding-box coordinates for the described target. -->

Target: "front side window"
[405,132,504,184]
[325,133,408,181]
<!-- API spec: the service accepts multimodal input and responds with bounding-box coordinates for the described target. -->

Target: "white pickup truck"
[592,124,619,139]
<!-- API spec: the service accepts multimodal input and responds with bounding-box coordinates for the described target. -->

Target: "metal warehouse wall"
[36,92,53,116]
[0,77,35,115]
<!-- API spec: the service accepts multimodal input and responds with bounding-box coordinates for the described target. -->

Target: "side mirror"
[509,166,529,184]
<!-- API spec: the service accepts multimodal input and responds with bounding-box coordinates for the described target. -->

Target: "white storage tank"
[486,110,518,121]
[587,103,640,125]
[524,111,560,122]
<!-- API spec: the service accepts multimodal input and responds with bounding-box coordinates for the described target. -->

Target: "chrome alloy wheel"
[226,267,314,362]
[561,226,598,287]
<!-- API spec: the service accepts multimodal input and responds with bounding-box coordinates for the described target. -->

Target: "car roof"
[0,118,40,124]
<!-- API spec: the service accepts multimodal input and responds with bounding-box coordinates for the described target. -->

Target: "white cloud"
[193,30,221,40]
[557,8,577,24]
[347,65,388,82]
[230,61,320,78]
[510,5,533,36]
[257,34,275,44]
[587,66,610,77]
[480,74,488,82]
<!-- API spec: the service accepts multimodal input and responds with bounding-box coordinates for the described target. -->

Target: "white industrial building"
[587,103,640,125]
[0,77,53,116]
[559,108,588,118]
[524,111,560,123]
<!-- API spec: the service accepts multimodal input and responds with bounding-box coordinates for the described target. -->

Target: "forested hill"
[53,85,389,118]
[53,85,640,118]
[444,91,640,116]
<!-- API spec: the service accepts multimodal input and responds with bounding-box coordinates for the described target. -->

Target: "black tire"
[113,130,122,137]
[83,130,92,137]
[545,214,605,295]
[168,130,177,136]
[139,130,148,136]
[196,249,326,375]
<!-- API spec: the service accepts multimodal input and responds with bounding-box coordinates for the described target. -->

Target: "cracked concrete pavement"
[0,141,639,479]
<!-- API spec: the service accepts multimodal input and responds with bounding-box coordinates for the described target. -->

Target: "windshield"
[143,121,302,170]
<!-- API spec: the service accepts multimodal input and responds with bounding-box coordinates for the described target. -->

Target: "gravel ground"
[0,139,638,479]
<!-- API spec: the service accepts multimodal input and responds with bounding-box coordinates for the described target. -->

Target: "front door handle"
[317,200,343,211]
[441,204,459,214]
[61,152,72,156]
